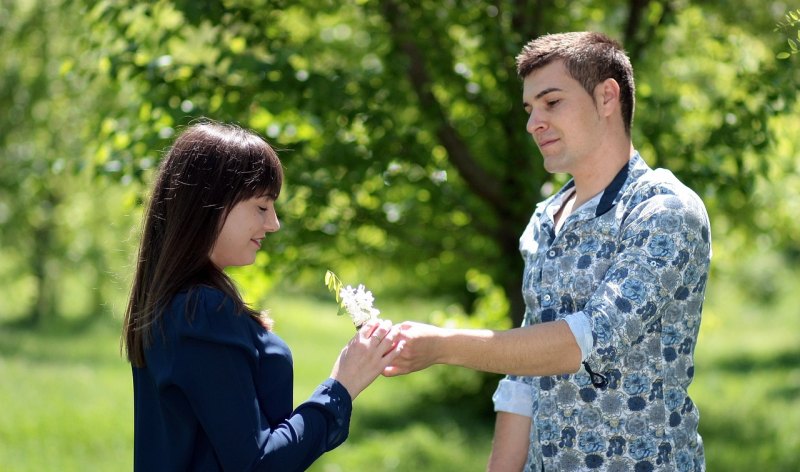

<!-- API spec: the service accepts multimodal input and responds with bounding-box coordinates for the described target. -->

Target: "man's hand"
[382,321,445,376]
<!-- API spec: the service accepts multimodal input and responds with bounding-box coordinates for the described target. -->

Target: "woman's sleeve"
[163,291,352,471]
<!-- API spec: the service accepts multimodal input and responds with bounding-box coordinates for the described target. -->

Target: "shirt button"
[547,250,556,257]
[543,294,552,302]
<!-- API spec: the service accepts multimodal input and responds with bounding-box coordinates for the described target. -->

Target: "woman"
[122,120,401,471]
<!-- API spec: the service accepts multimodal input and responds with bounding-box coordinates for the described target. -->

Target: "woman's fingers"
[330,322,408,399]
[358,320,380,338]
[363,319,392,342]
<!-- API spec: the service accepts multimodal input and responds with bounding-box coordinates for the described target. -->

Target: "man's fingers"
[382,365,405,377]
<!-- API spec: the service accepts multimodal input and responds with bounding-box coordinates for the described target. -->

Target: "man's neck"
[554,189,577,233]
[570,142,634,208]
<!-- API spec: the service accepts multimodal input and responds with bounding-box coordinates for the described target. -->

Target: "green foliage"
[0,0,137,324]
[80,0,542,323]
[75,0,800,327]
[429,268,511,331]
[633,4,800,258]
[324,269,348,317]
[775,8,800,59]
[1,0,799,327]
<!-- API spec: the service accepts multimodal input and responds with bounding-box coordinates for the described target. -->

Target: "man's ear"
[596,78,621,117]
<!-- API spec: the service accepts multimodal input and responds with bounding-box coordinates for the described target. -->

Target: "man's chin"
[542,157,564,174]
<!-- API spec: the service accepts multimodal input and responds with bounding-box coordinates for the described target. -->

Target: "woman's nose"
[265,213,280,232]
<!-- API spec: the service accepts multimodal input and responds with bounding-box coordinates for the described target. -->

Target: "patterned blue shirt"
[493,153,711,472]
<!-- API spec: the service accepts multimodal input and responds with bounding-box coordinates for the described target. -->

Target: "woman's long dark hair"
[122,121,283,367]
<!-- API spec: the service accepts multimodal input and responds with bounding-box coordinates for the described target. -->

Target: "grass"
[0,320,133,471]
[692,260,800,471]
[0,261,798,471]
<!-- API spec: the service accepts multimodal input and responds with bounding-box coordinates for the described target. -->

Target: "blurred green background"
[1,0,799,470]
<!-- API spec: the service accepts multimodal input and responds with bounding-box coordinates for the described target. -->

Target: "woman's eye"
[547,99,560,107]
[258,206,268,212]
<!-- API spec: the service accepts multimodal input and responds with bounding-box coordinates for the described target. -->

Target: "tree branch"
[625,0,675,64]
[379,0,506,212]
[512,0,544,44]
[624,0,650,50]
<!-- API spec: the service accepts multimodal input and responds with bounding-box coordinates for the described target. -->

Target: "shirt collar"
[595,155,632,217]
[545,152,645,219]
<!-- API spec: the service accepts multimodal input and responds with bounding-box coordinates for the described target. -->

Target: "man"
[385,32,711,471]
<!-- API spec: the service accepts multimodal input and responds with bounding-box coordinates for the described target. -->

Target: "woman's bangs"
[238,140,284,202]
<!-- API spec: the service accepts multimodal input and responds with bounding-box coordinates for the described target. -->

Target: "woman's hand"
[330,319,403,399]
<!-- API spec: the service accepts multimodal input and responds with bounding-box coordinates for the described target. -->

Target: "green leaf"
[325,269,344,309]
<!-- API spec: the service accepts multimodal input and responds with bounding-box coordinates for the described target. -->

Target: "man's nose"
[526,111,545,135]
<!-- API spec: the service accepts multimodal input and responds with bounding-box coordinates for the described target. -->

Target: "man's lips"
[251,238,262,248]
[538,137,559,148]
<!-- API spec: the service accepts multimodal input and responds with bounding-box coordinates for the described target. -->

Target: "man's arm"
[383,319,581,377]
[487,412,531,472]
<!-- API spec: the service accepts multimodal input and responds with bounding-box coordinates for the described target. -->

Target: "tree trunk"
[29,222,57,326]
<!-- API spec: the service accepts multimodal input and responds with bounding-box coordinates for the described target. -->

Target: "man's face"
[522,60,604,176]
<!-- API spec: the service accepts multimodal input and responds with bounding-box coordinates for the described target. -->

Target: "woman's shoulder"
[165,285,258,346]
[177,284,231,309]
[167,285,231,320]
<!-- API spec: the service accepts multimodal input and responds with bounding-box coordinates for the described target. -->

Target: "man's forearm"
[487,412,531,472]
[440,320,582,376]
[384,320,582,377]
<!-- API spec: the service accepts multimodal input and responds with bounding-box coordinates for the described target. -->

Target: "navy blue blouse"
[132,286,352,471]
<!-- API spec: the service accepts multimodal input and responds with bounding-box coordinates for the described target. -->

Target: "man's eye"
[258,206,268,212]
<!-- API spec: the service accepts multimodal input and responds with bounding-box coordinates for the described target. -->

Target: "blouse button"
[547,250,556,257]
[542,294,552,302]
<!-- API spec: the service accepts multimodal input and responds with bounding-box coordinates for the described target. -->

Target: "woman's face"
[209,196,280,269]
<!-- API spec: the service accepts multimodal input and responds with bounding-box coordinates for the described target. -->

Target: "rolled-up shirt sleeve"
[564,311,593,362]
[492,377,533,417]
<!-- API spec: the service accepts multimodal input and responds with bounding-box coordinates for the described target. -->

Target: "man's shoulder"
[626,166,706,211]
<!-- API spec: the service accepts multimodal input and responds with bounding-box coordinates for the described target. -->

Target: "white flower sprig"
[325,270,381,329]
